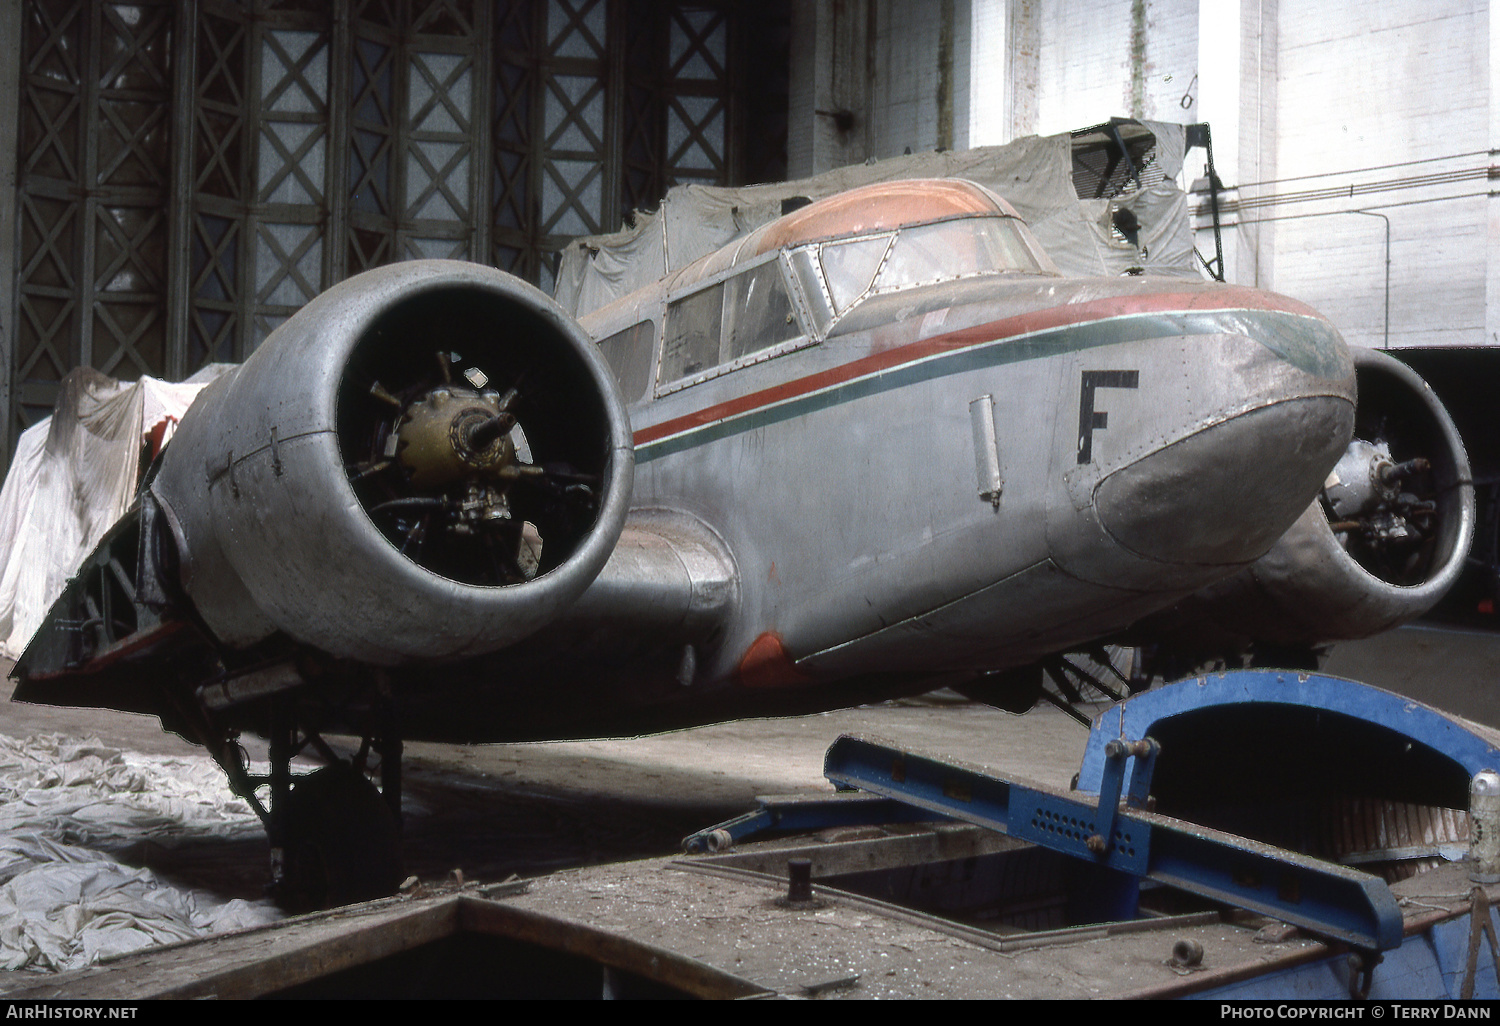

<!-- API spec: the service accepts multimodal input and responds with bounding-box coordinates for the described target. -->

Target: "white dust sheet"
[0,732,282,974]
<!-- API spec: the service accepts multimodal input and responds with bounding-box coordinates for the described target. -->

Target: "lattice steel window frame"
[4,0,788,468]
[12,0,183,434]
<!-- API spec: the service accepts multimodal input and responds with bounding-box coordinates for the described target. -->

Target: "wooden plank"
[454,895,773,1000]
[1,895,464,1000]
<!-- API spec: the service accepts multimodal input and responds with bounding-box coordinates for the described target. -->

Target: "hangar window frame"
[3,0,791,473]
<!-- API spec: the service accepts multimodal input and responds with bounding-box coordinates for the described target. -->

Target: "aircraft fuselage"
[11,180,1357,747]
[397,272,1354,743]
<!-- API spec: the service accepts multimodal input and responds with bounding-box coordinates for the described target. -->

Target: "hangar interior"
[5,2,1500,997]
[4,0,1499,465]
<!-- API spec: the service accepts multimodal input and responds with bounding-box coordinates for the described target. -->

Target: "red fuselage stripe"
[631,286,1321,447]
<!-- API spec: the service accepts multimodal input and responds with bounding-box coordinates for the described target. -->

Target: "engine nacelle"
[1134,347,1474,654]
[151,261,634,665]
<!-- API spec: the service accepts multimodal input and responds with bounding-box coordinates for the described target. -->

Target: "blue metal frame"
[821,733,1404,952]
[680,793,941,853]
[679,673,1500,974]
[1075,670,1500,796]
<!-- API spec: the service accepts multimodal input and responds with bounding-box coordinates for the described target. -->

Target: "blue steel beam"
[823,733,1405,952]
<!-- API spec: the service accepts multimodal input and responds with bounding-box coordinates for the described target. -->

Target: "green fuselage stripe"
[635,309,1341,464]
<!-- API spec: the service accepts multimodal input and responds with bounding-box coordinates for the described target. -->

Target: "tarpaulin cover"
[555,122,1196,318]
[0,366,225,660]
[0,731,280,974]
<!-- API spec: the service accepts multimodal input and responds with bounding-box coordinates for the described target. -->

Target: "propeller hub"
[395,386,516,488]
[1326,438,1398,518]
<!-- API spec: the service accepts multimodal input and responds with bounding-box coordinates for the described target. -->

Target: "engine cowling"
[1134,347,1474,653]
[150,260,634,665]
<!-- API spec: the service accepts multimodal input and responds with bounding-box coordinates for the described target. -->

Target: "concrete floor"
[0,621,1494,908]
[0,656,1095,903]
[1322,623,1500,729]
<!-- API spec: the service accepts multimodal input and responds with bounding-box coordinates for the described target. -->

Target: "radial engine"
[1132,347,1474,665]
[148,260,635,665]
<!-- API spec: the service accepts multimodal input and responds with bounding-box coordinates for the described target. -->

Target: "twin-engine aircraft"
[11,177,1473,907]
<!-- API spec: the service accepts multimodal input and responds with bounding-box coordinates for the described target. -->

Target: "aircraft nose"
[1047,290,1355,589]
[1094,392,1355,566]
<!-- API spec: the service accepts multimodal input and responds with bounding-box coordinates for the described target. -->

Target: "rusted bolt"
[1086,834,1108,854]
[1171,939,1204,967]
[1105,738,1157,760]
[787,859,813,903]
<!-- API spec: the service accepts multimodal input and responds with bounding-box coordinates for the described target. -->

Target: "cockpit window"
[661,285,723,383]
[876,219,1049,290]
[724,258,800,361]
[659,254,807,390]
[820,235,893,313]
[813,215,1054,318]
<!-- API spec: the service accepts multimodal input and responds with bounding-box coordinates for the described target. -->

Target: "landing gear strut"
[956,646,1144,725]
[189,685,408,912]
[262,696,405,911]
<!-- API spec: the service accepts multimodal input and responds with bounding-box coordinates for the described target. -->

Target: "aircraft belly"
[796,558,1161,676]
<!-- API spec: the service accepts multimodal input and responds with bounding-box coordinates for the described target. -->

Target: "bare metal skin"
[10,180,1470,906]
[27,179,1366,729]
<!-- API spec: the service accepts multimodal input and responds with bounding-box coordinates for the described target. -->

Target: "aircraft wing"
[565,509,738,638]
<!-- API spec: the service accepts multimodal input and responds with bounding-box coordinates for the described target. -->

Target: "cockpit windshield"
[801,215,1056,325]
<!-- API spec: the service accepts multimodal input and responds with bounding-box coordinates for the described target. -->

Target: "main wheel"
[277,764,405,911]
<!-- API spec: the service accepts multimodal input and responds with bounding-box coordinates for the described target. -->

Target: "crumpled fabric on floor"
[0,732,281,973]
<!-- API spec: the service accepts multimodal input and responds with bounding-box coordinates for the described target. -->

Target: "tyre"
[278,763,405,910]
